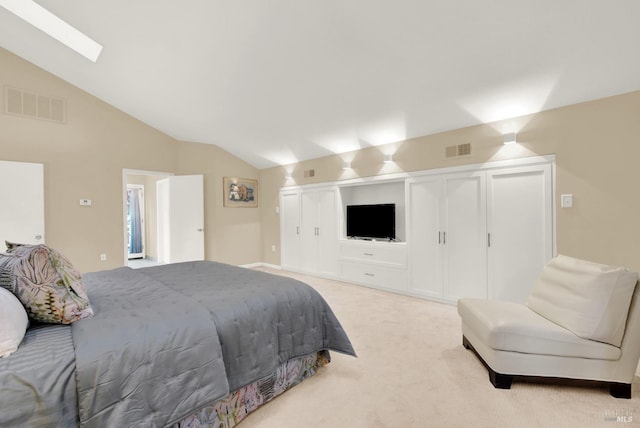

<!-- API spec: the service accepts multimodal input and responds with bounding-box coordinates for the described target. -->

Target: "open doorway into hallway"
[122,169,172,268]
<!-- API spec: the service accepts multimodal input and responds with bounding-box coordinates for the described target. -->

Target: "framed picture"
[223,177,258,208]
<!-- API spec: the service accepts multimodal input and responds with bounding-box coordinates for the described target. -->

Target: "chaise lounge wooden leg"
[462,336,514,389]
[488,367,513,389]
[462,336,471,349]
[610,383,632,399]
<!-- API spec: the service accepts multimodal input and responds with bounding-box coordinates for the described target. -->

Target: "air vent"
[445,143,472,159]
[304,169,315,178]
[4,86,66,124]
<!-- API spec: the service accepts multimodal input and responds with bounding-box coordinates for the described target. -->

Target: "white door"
[487,164,553,302]
[0,160,44,251]
[407,176,443,298]
[443,171,487,300]
[280,190,301,270]
[157,175,204,263]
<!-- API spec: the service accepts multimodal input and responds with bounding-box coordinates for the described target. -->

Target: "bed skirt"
[175,350,331,428]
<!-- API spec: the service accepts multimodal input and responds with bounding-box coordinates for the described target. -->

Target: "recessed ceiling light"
[0,0,103,62]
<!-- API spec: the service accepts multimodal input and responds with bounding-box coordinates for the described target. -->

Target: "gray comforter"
[0,261,355,428]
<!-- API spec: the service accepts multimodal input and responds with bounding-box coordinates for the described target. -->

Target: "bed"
[0,252,356,428]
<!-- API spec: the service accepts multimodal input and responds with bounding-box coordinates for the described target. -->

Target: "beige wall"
[260,91,640,272]
[4,46,639,273]
[0,48,261,272]
[175,141,261,265]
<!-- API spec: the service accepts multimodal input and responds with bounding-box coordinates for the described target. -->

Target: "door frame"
[122,169,173,265]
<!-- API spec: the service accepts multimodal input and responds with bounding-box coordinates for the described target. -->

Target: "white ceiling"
[1,1,639,169]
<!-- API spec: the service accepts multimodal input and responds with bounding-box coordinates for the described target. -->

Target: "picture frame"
[223,177,258,208]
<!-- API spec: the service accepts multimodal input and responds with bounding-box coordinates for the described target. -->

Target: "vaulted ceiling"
[1,1,639,168]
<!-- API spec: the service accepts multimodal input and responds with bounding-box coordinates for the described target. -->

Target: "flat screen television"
[346,203,396,240]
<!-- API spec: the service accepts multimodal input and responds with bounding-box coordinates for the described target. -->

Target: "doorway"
[122,169,172,268]
[126,184,145,260]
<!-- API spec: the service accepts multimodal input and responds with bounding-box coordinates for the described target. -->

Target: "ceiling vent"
[445,143,472,159]
[4,86,66,124]
[303,169,315,178]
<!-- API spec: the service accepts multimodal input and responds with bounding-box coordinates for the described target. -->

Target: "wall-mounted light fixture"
[384,154,393,163]
[343,161,352,170]
[503,132,517,145]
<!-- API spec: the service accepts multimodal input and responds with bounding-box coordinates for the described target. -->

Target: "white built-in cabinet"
[279,187,339,277]
[407,163,553,303]
[407,171,488,301]
[280,156,555,305]
[339,240,408,291]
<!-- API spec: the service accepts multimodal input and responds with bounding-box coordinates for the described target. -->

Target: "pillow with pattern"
[0,243,94,324]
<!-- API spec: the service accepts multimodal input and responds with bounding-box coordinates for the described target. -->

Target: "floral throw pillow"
[0,243,94,324]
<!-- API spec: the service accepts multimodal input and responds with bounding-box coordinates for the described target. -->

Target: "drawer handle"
[363,253,374,256]
[364,273,374,277]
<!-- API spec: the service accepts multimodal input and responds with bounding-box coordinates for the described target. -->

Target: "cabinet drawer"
[339,242,406,266]
[340,261,407,291]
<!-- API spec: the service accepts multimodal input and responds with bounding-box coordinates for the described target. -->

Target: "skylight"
[0,0,102,62]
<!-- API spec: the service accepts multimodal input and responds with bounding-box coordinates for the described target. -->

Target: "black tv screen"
[346,204,396,240]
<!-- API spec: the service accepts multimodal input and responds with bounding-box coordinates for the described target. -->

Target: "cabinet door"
[316,189,338,276]
[300,191,319,272]
[487,164,553,302]
[442,172,487,300]
[407,177,443,298]
[299,188,338,276]
[280,190,301,270]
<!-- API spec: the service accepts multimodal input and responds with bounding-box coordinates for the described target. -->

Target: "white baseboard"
[239,262,282,270]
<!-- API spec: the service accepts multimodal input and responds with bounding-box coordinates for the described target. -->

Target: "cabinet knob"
[35,234,42,240]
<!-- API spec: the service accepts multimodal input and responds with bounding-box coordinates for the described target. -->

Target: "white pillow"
[527,255,638,347]
[0,287,29,358]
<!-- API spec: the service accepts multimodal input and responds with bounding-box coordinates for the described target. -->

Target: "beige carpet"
[242,268,640,428]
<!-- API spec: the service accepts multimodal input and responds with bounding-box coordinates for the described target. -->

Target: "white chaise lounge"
[458,255,640,398]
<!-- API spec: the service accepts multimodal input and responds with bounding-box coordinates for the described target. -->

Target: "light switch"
[561,194,573,208]
[80,199,92,206]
